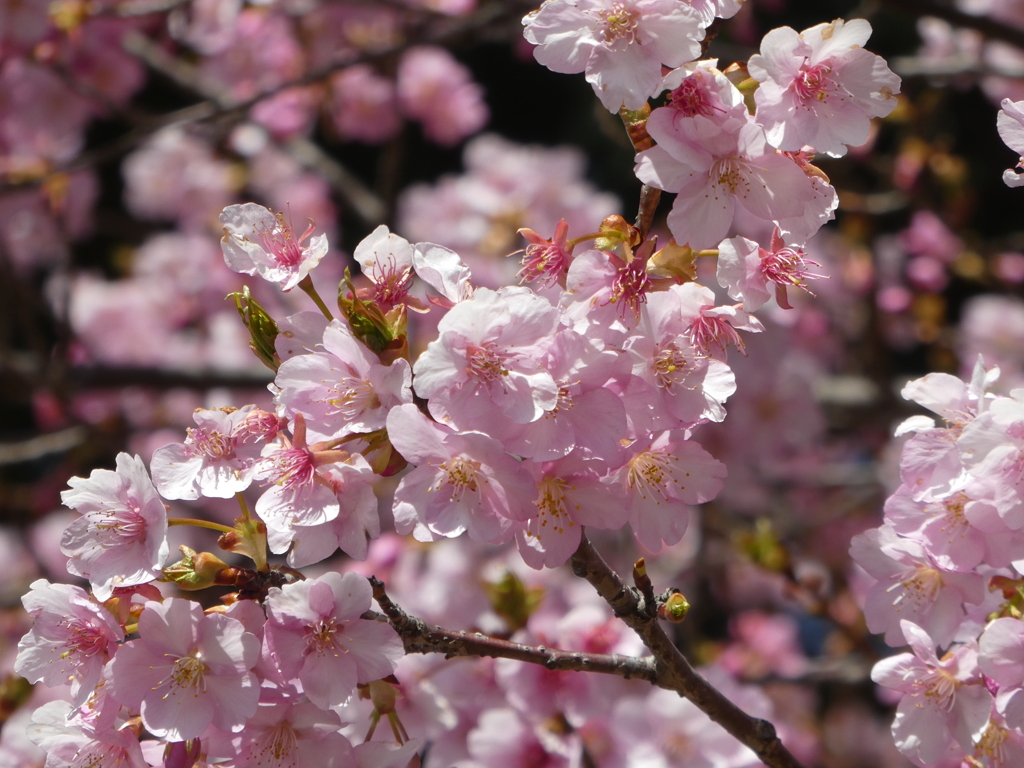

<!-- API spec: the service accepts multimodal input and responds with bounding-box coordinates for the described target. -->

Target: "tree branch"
[0,0,528,202]
[569,533,806,768]
[367,576,658,683]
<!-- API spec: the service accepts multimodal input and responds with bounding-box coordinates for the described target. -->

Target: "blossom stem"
[697,249,719,259]
[298,275,334,320]
[167,517,236,534]
[565,232,606,250]
[235,491,252,522]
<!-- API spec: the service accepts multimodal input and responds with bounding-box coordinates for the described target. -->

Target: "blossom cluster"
[852,359,1024,766]
[9,3,912,766]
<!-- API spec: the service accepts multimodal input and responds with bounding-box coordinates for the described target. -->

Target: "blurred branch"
[105,0,189,16]
[892,54,1024,79]
[569,533,806,768]
[120,29,390,225]
[67,365,272,389]
[367,577,659,682]
[888,0,1024,50]
[0,426,86,465]
[0,0,524,212]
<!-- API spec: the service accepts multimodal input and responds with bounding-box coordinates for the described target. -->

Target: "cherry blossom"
[387,404,535,543]
[522,0,705,112]
[612,430,727,550]
[26,700,150,768]
[353,225,418,311]
[273,319,413,443]
[851,523,985,648]
[262,572,404,710]
[15,580,123,705]
[107,597,260,741]
[999,98,1024,187]
[205,689,357,768]
[60,453,170,601]
[220,202,329,291]
[748,19,901,157]
[635,112,820,250]
[871,620,992,766]
[151,405,272,500]
[413,286,560,429]
[397,46,488,146]
[514,451,629,568]
[717,228,825,311]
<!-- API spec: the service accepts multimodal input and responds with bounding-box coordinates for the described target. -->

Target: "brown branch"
[368,576,658,683]
[569,533,805,768]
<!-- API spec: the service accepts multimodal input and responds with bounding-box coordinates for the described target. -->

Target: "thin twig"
[569,533,805,768]
[368,577,658,682]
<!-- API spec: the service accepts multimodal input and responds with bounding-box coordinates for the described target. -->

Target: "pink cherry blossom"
[514,451,629,569]
[150,405,272,500]
[635,112,819,250]
[253,414,372,538]
[523,0,705,112]
[262,572,404,710]
[107,597,260,741]
[676,281,764,359]
[980,617,1024,730]
[659,59,749,128]
[850,523,985,648]
[262,453,380,566]
[397,46,488,146]
[621,284,737,431]
[748,19,901,157]
[26,700,149,768]
[683,0,742,25]
[514,219,572,289]
[60,453,170,601]
[717,228,825,311]
[885,483,987,573]
[330,65,402,145]
[353,225,418,311]
[462,707,581,768]
[413,286,560,429]
[205,689,356,768]
[959,392,1024,530]
[220,203,329,291]
[611,430,727,551]
[997,98,1024,187]
[16,580,123,705]
[387,404,536,543]
[871,620,992,766]
[274,319,413,443]
[499,328,631,463]
[411,242,475,307]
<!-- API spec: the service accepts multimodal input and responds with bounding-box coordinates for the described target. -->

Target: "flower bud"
[229,286,280,371]
[595,215,641,253]
[218,516,269,572]
[659,591,690,623]
[162,546,230,591]
[338,270,408,359]
[619,103,654,152]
